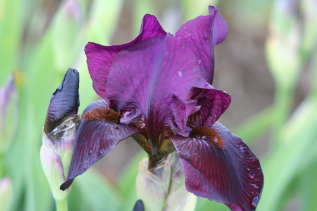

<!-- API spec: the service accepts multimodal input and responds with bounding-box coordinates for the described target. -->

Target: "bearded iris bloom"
[59,6,263,211]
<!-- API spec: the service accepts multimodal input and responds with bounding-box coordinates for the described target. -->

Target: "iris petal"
[85,7,229,137]
[175,6,228,82]
[85,15,166,99]
[45,68,79,134]
[61,101,137,190]
[105,35,205,137]
[189,86,231,128]
[170,122,263,211]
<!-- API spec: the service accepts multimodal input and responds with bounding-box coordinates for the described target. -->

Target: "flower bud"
[41,69,80,200]
[136,153,196,211]
[0,177,12,211]
[133,199,145,211]
[0,75,17,153]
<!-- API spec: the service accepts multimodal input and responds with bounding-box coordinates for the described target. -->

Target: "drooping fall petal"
[61,100,137,190]
[85,15,166,99]
[170,122,263,211]
[175,6,228,82]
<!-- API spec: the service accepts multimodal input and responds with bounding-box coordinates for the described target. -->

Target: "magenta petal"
[85,15,166,98]
[61,103,137,190]
[189,86,231,128]
[105,35,205,137]
[85,6,229,137]
[168,96,200,137]
[175,6,228,82]
[170,122,263,211]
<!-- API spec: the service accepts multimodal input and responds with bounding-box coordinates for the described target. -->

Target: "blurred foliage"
[0,0,316,210]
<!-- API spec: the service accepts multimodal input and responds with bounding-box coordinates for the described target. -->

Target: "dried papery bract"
[136,153,196,211]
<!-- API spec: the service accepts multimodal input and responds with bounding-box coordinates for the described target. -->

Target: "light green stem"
[273,85,294,140]
[56,198,68,211]
[0,153,5,178]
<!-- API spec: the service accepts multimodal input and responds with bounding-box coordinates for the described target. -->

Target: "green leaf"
[181,0,216,20]
[133,0,156,34]
[0,0,23,83]
[76,171,122,211]
[257,98,317,211]
[118,152,146,210]
[300,160,317,211]
[195,198,227,211]
[234,107,273,143]
[87,0,124,43]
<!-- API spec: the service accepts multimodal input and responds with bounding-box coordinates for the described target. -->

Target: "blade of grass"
[257,98,317,211]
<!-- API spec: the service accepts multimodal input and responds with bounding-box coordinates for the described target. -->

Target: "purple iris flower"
[60,6,263,210]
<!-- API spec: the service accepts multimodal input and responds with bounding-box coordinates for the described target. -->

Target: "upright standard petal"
[170,122,263,211]
[175,6,228,82]
[85,15,166,98]
[85,7,229,138]
[61,100,137,190]
[105,35,206,139]
[44,68,79,133]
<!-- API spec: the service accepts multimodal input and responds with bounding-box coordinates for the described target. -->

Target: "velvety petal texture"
[189,86,231,128]
[80,5,263,209]
[175,6,227,82]
[61,100,137,190]
[171,122,263,211]
[85,14,166,99]
[44,68,80,134]
[85,6,228,138]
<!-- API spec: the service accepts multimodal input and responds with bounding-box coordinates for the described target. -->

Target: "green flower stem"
[56,198,68,211]
[273,85,294,140]
[234,107,273,143]
[0,153,5,178]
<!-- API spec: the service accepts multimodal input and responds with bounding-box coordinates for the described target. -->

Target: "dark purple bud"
[44,68,79,134]
[41,69,80,200]
[133,200,144,211]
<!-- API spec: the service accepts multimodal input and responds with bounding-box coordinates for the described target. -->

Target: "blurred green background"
[0,0,317,210]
